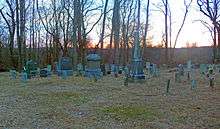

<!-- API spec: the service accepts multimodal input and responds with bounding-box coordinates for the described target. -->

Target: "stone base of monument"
[85,68,102,79]
[57,70,73,76]
[130,59,145,80]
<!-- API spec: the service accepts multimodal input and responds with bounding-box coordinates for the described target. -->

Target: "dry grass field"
[0,69,219,129]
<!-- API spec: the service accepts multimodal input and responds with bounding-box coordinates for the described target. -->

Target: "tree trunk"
[16,0,22,71]
[20,0,26,65]
[213,26,217,62]
[165,0,169,64]
[99,0,109,56]
[143,0,150,59]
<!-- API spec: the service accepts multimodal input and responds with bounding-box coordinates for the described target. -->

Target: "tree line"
[0,0,219,71]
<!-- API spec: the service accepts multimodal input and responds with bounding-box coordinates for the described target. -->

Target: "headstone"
[24,60,38,79]
[47,65,52,76]
[118,66,123,74]
[191,79,197,90]
[57,57,73,76]
[200,64,207,74]
[166,79,171,94]
[61,70,68,79]
[178,64,184,76]
[21,72,28,82]
[100,64,106,76]
[9,70,17,79]
[106,64,111,74]
[77,63,83,75]
[207,66,215,88]
[40,69,48,77]
[85,54,102,78]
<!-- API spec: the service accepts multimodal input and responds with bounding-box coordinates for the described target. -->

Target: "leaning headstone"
[85,54,102,79]
[166,79,171,94]
[9,70,17,79]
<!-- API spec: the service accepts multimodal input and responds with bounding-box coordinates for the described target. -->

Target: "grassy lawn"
[0,70,219,128]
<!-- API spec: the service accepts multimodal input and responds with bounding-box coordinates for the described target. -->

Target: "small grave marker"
[191,79,197,90]
[21,72,28,82]
[9,70,17,79]
[62,70,68,80]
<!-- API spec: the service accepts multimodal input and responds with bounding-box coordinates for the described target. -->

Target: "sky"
[149,0,212,48]
[90,0,213,48]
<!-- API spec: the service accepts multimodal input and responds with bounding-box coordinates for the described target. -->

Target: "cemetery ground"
[0,70,219,129]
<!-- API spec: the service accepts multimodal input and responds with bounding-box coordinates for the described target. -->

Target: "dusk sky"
[90,0,212,48]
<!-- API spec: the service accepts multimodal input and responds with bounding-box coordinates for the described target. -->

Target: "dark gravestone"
[118,66,123,74]
[100,64,106,76]
[24,60,38,79]
[57,57,73,76]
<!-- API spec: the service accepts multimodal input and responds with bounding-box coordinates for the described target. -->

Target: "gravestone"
[57,57,73,76]
[77,63,84,75]
[40,65,52,77]
[9,70,17,79]
[85,54,102,78]
[207,65,215,88]
[178,64,184,76]
[200,64,207,74]
[186,60,192,81]
[100,64,106,76]
[130,31,145,79]
[24,60,38,79]
[21,72,28,82]
[191,79,197,90]
[106,64,111,74]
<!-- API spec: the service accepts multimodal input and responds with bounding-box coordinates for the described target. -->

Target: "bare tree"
[197,0,220,62]
[173,0,193,49]
[143,0,150,57]
[0,0,16,67]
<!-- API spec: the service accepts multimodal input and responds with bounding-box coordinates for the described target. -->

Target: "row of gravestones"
[9,60,52,81]
[9,54,130,81]
[173,60,219,90]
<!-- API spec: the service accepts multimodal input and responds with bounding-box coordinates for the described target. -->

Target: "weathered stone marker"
[207,65,215,88]
[191,79,197,90]
[9,70,17,79]
[57,57,73,76]
[85,54,102,79]
[24,60,38,79]
[21,72,28,82]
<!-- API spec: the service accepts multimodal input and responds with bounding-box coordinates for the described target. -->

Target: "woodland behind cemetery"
[0,0,219,71]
